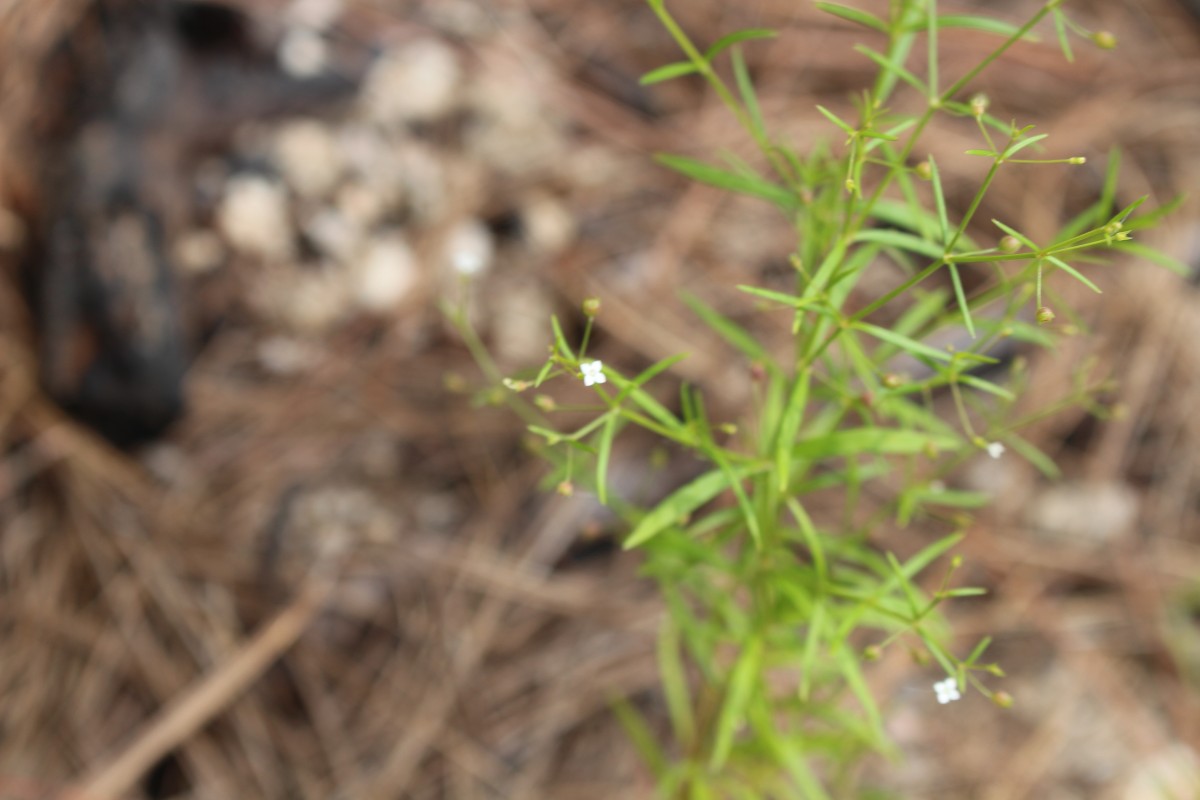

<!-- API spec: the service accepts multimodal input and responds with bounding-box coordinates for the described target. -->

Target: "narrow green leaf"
[1046,255,1101,293]
[774,370,810,491]
[640,61,700,85]
[682,291,772,367]
[765,736,833,800]
[900,533,963,579]
[991,219,1038,250]
[958,373,1016,401]
[799,601,825,701]
[855,321,954,363]
[738,284,810,309]
[625,465,759,549]
[1005,432,1061,479]
[595,413,617,504]
[870,201,980,250]
[816,104,856,136]
[657,621,696,747]
[1052,7,1074,62]
[1002,132,1050,160]
[802,237,849,301]
[941,587,987,597]
[657,154,796,210]
[887,551,922,618]
[788,499,827,584]
[854,45,926,94]
[611,697,669,777]
[815,2,889,33]
[703,28,778,61]
[853,229,944,260]
[928,156,949,245]
[920,488,990,509]
[923,14,1034,39]
[947,262,975,338]
[550,315,574,359]
[710,637,763,770]
[836,647,885,746]
[732,47,767,144]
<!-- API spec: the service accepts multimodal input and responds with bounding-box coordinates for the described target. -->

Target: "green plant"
[450,1,1181,796]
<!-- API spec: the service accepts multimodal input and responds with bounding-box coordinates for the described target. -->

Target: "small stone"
[443,217,494,277]
[1123,745,1200,800]
[218,175,294,261]
[521,193,575,254]
[274,119,342,199]
[254,266,348,332]
[173,229,225,274]
[257,335,318,375]
[1028,481,1139,547]
[353,233,419,312]
[278,27,328,78]
[361,38,462,125]
[286,0,343,30]
[336,182,388,227]
[491,279,554,364]
[304,208,360,261]
[393,141,448,222]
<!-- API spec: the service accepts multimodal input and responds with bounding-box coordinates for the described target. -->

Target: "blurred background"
[0,0,1198,797]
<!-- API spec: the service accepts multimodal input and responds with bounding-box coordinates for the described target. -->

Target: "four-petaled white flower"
[934,677,961,705]
[986,441,1005,459]
[581,360,606,387]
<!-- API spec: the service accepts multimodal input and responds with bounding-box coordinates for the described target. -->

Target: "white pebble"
[336,182,388,228]
[361,39,462,124]
[353,234,419,312]
[274,119,342,199]
[173,229,226,274]
[278,27,328,78]
[304,208,360,261]
[1028,481,1139,547]
[286,0,343,30]
[217,175,294,261]
[257,335,318,375]
[283,269,349,331]
[521,193,574,254]
[444,218,494,277]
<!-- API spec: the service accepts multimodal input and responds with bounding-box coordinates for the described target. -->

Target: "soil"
[0,1,1198,798]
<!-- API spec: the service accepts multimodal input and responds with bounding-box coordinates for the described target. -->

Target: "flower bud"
[969,93,989,118]
[556,480,574,496]
[863,644,883,661]
[1093,31,1116,50]
[992,690,1015,708]
[999,235,1021,254]
[1068,156,1086,165]
[582,297,601,317]
[1036,306,1056,325]
[534,394,557,412]
[882,373,903,389]
[844,177,856,194]
[1104,221,1123,237]
[915,160,932,181]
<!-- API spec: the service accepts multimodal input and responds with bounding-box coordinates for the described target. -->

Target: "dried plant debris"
[0,0,1198,798]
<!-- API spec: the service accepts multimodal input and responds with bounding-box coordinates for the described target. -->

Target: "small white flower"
[986,441,1005,459]
[580,360,606,387]
[934,677,961,705]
